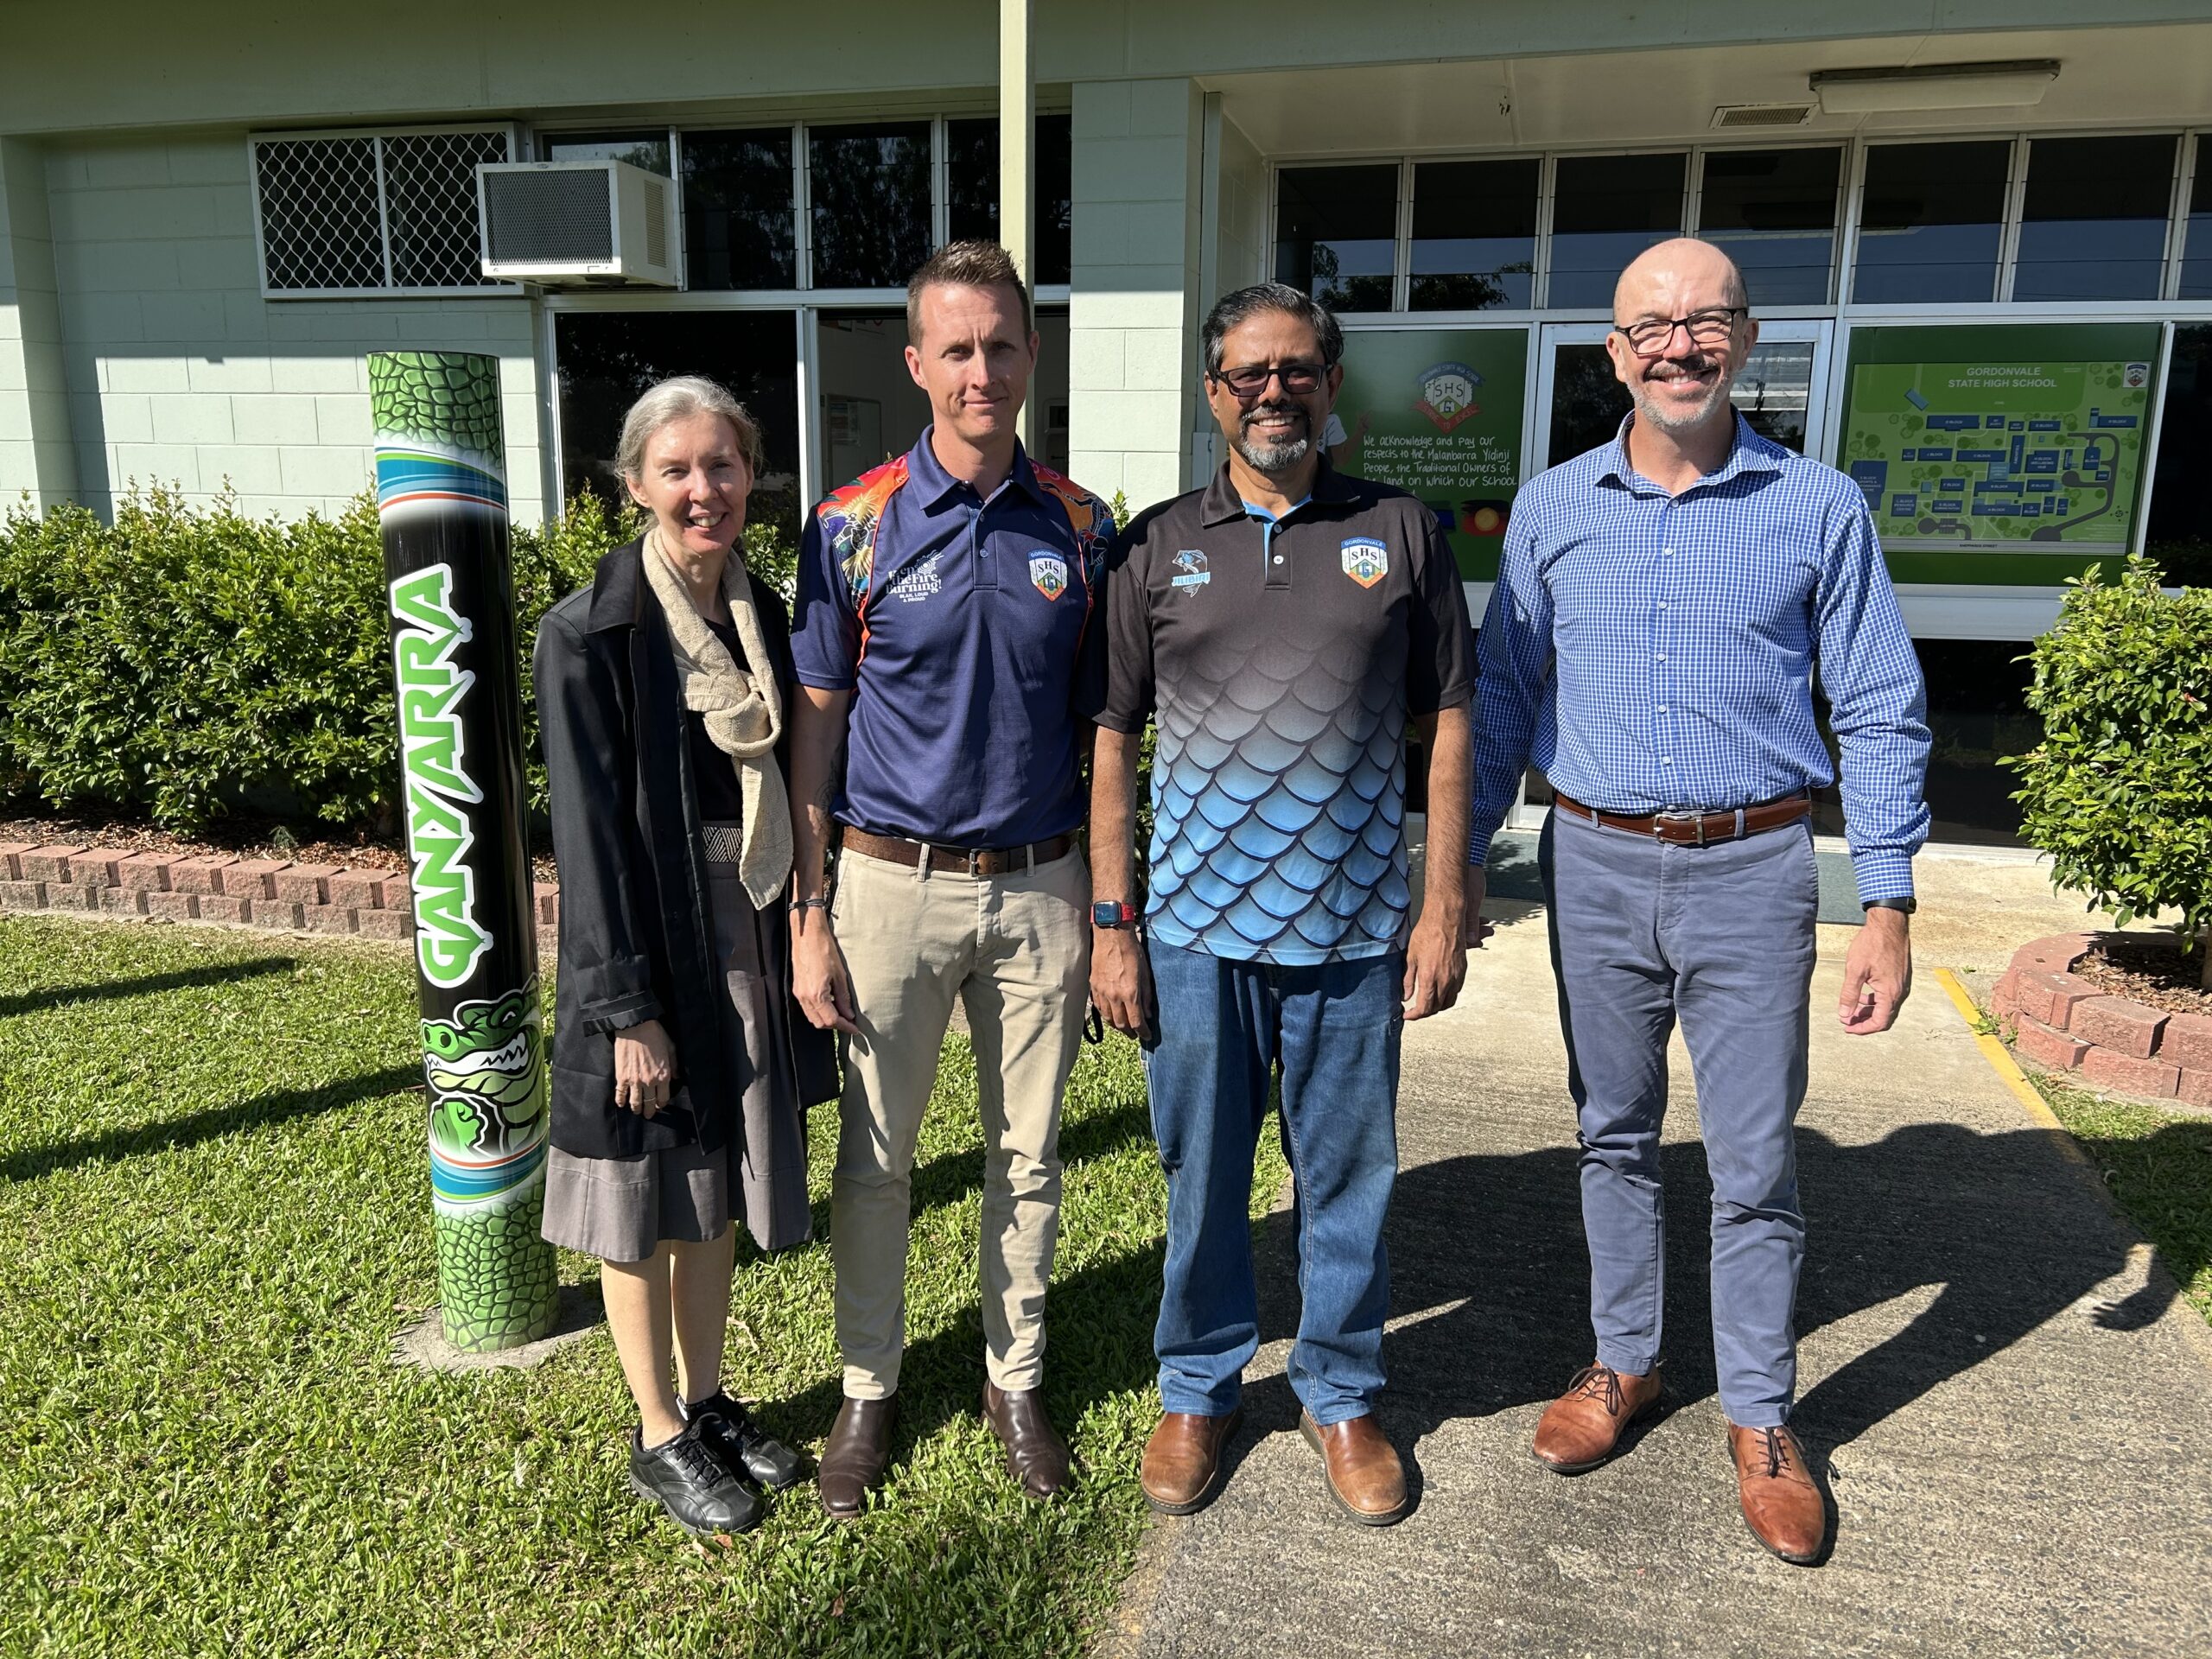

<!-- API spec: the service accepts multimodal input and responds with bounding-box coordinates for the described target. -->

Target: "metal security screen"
[252,127,516,296]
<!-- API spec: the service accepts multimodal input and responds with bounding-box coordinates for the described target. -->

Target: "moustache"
[1643,353,1720,381]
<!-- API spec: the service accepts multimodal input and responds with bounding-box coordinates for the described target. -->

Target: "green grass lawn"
[0,915,1285,1656]
[2031,1077,2212,1329]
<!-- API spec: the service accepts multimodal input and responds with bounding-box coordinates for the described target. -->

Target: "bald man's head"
[1612,238,1748,322]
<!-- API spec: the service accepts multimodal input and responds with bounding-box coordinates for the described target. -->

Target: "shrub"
[2007,556,2212,983]
[0,486,795,839]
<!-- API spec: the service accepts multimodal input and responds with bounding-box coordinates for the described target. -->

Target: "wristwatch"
[1864,896,1916,914]
[1092,900,1139,930]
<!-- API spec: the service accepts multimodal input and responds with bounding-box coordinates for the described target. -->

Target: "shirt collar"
[1597,410,1784,494]
[1198,454,1358,526]
[906,424,1046,512]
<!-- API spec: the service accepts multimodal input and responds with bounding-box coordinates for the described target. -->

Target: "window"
[2183,151,2212,300]
[1697,148,1840,308]
[2147,323,2212,557]
[1853,141,2010,304]
[809,123,932,289]
[1549,153,1686,309]
[1408,160,1537,311]
[2012,135,2177,302]
[945,113,1074,285]
[539,130,671,176]
[251,127,512,296]
[682,128,796,289]
[1275,165,1397,312]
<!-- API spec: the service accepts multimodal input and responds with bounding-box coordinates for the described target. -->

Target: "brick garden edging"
[1993,931,2212,1109]
[0,842,559,939]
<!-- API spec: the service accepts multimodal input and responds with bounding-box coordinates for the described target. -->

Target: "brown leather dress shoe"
[1531,1362,1664,1474]
[1297,1411,1409,1527]
[1140,1408,1243,1516]
[817,1394,898,1521]
[1728,1423,1830,1566]
[982,1381,1073,1500]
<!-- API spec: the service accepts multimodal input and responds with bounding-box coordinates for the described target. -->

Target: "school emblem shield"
[1341,537,1389,588]
[1029,552,1068,601]
[1415,361,1482,434]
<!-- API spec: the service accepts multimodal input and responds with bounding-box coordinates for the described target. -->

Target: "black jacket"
[534,537,836,1159]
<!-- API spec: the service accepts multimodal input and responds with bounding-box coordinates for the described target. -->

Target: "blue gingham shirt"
[1469,414,1930,902]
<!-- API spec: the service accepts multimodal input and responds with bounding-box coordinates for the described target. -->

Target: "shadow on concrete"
[1,1061,422,1185]
[0,953,295,1020]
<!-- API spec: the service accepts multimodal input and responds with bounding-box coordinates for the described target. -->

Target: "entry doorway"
[1529,319,1833,473]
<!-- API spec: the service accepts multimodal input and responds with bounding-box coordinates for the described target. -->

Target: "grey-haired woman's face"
[624,411,751,556]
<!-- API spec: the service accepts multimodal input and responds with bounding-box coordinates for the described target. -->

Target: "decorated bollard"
[372,350,561,1352]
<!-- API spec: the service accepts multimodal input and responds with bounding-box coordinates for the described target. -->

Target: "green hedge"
[0,486,798,838]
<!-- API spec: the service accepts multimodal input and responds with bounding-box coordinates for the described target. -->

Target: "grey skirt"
[543,843,813,1263]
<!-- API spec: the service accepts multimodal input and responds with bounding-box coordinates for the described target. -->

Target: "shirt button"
[1658,601,1669,609]
[1656,652,1668,662]
[1657,705,1669,714]
[1662,548,1675,556]
[1273,555,1284,565]
[1661,757,1673,765]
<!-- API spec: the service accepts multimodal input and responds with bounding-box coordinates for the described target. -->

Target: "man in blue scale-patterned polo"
[1087,282,1474,1528]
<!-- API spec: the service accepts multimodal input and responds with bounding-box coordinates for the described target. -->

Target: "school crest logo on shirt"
[1171,549,1211,590]
[1341,537,1389,588]
[1415,362,1482,433]
[1028,552,1069,601]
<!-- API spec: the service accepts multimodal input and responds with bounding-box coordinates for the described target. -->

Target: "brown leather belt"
[842,828,1076,877]
[1553,790,1811,847]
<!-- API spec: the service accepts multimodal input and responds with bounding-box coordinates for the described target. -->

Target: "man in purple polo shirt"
[787,241,1114,1518]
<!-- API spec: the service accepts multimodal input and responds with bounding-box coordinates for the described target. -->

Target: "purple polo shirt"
[790,429,1110,848]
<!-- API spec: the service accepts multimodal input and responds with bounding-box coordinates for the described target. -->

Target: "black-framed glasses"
[1613,308,1745,355]
[1211,360,1332,400]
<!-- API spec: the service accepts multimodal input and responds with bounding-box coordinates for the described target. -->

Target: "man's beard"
[1230,402,1312,472]
[1629,353,1733,433]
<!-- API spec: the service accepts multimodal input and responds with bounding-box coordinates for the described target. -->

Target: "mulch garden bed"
[0,811,558,882]
[2071,933,2212,1018]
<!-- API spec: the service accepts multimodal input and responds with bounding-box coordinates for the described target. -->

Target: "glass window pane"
[1853,141,2008,304]
[944,113,1075,287]
[1548,152,1686,309]
[2183,158,2212,300]
[682,128,795,289]
[2147,322,2212,560]
[539,130,671,176]
[2012,135,2177,302]
[1409,159,1537,311]
[810,122,931,289]
[1274,164,1397,313]
[817,309,934,484]
[1697,147,1840,308]
[554,310,800,535]
[1731,340,1814,451]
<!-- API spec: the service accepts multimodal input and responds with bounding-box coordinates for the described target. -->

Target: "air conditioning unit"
[476,160,677,285]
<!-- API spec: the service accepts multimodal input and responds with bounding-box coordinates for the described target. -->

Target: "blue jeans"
[1142,938,1403,1426]
[1541,806,1820,1428]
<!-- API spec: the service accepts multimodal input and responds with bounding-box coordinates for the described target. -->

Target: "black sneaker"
[628,1419,765,1535]
[680,1390,810,1491]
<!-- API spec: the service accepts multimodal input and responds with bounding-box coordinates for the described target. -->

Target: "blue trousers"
[1142,939,1403,1426]
[1541,807,1820,1428]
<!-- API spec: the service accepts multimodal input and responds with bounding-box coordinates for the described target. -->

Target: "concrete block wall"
[1067,78,1205,516]
[0,138,79,509]
[33,134,548,524]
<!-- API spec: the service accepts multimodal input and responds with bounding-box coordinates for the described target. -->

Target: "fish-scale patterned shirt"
[1091,463,1473,965]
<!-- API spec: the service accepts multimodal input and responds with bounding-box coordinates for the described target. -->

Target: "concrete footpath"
[1101,851,2212,1658]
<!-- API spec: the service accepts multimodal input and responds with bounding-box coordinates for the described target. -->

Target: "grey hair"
[613,375,766,483]
[1201,282,1344,379]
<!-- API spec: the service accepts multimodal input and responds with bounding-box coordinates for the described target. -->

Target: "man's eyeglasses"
[1612,308,1745,356]
[1211,361,1331,400]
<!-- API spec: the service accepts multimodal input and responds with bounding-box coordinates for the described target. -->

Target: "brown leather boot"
[982,1381,1073,1500]
[1140,1408,1243,1516]
[817,1394,898,1521]
[1297,1411,1409,1527]
[1531,1362,1664,1474]
[1728,1423,1830,1566]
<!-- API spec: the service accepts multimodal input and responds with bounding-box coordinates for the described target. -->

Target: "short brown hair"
[906,239,1033,347]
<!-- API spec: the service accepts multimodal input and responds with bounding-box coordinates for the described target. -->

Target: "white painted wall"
[39,134,547,524]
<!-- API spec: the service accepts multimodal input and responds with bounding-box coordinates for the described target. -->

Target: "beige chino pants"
[829,844,1090,1398]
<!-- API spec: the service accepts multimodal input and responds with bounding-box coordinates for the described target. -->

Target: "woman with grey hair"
[534,376,836,1535]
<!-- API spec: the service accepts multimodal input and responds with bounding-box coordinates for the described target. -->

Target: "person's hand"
[1090,926,1153,1039]
[1463,864,1493,950]
[1403,901,1468,1020]
[613,1019,677,1116]
[792,908,861,1035]
[1839,906,1913,1035]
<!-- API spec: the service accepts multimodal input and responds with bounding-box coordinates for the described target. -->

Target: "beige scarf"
[643,527,794,910]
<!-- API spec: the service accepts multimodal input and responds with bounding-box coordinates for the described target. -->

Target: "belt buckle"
[1653,810,1707,848]
[964,847,987,877]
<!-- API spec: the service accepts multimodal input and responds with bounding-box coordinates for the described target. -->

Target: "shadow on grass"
[1,1062,423,1185]
[2062,1119,2212,1332]
[0,955,296,1021]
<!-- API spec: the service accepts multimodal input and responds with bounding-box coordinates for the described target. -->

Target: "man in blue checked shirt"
[1468,238,1929,1567]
